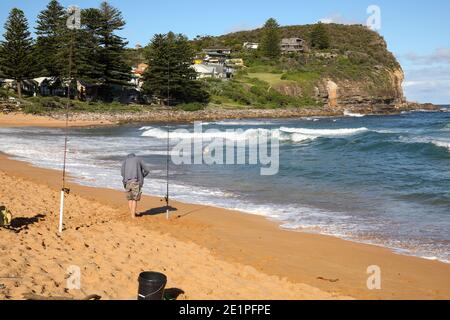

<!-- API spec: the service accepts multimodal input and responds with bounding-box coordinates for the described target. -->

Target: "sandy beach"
[0,113,114,128]
[1,0,449,303]
[0,154,349,300]
[0,151,449,300]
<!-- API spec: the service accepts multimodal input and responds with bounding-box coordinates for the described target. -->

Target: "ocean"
[1,107,449,262]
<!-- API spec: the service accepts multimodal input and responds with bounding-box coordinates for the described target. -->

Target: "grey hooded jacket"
[121,154,150,188]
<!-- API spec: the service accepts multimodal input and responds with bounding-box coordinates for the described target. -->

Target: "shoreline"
[0,112,114,128]
[0,102,441,128]
[1,153,449,299]
[0,154,346,300]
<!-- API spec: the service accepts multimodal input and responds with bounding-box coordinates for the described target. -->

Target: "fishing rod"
[165,60,170,220]
[59,27,75,233]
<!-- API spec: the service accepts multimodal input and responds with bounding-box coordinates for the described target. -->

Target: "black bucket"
[137,272,167,300]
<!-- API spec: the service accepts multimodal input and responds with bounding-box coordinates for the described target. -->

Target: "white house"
[243,42,259,50]
[191,64,229,79]
[191,64,216,79]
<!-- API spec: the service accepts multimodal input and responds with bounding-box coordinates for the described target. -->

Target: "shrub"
[177,102,206,111]
[22,104,44,114]
[0,88,9,100]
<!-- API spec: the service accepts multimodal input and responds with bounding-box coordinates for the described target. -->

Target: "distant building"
[132,63,149,76]
[243,42,259,50]
[202,48,232,56]
[1,79,38,96]
[281,38,305,53]
[225,58,245,68]
[130,63,149,91]
[191,64,229,79]
[34,77,65,97]
[1,79,14,91]
[192,64,217,79]
[202,48,231,64]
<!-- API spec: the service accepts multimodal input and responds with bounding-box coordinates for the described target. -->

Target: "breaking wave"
[140,126,370,143]
[140,126,274,140]
[399,136,450,152]
[344,110,366,117]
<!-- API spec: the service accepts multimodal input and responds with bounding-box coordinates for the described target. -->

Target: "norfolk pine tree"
[95,1,131,100]
[35,0,66,77]
[261,18,281,59]
[0,8,35,99]
[142,32,209,104]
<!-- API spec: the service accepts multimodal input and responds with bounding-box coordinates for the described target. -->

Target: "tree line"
[0,1,329,104]
[0,0,208,104]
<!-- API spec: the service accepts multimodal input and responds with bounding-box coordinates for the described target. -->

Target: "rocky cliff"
[316,66,406,112]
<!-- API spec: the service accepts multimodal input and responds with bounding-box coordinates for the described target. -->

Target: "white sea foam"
[344,110,366,117]
[140,126,275,141]
[302,117,321,122]
[279,127,369,136]
[431,139,450,150]
[212,120,277,126]
[288,133,318,142]
[399,136,450,152]
[140,126,370,143]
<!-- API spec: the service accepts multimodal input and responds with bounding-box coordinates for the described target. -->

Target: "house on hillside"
[130,63,149,91]
[192,63,231,79]
[33,77,97,100]
[281,38,305,53]
[1,79,38,96]
[132,63,149,76]
[34,77,66,97]
[203,48,232,56]
[192,64,217,79]
[243,42,259,50]
[225,58,245,68]
[202,48,231,64]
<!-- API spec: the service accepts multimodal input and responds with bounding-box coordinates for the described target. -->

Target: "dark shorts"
[125,180,142,201]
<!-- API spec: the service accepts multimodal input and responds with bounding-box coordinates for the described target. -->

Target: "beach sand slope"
[0,170,348,300]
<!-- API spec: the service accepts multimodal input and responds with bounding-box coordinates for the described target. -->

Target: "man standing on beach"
[121,154,150,218]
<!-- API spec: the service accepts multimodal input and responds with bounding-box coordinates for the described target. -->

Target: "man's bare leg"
[129,200,137,218]
[128,200,133,214]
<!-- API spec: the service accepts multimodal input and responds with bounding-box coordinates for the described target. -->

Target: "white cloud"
[403,48,450,65]
[403,66,450,104]
[319,13,362,25]
[225,23,259,34]
[399,49,450,103]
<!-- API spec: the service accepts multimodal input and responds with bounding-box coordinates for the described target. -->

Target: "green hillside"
[192,23,404,110]
[195,23,399,69]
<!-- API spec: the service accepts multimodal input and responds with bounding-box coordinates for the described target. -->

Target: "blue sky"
[1,0,449,104]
